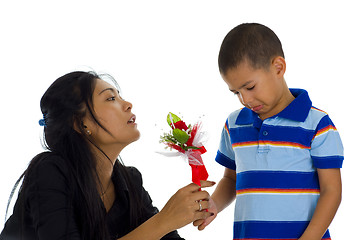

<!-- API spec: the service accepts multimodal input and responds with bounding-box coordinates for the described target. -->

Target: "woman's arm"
[118,181,215,240]
[299,168,342,240]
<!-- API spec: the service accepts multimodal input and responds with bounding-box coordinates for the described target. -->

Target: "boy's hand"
[193,197,218,230]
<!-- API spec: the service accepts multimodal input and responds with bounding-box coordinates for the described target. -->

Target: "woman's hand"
[118,180,216,240]
[158,180,216,232]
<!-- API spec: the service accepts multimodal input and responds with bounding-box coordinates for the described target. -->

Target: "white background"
[0,1,360,239]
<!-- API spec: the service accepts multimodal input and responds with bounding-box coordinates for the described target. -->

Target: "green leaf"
[167,112,182,127]
[184,146,201,151]
[172,128,189,144]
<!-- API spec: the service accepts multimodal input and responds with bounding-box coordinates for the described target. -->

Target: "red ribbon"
[188,146,208,186]
[190,164,209,186]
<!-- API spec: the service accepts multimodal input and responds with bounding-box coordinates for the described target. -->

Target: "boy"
[194,23,343,239]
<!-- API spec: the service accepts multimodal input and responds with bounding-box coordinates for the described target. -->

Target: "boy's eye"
[247,85,255,90]
[233,91,239,95]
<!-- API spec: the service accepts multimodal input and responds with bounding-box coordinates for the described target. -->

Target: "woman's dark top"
[0,153,184,240]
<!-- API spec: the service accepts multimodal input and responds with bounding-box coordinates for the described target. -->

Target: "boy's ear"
[272,56,286,76]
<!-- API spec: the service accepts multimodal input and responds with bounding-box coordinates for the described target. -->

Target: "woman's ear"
[271,56,286,76]
[83,125,92,136]
[74,121,92,136]
[73,118,86,134]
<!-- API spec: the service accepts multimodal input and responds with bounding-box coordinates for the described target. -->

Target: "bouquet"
[159,112,208,186]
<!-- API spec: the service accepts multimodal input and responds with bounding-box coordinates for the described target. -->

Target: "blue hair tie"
[39,113,47,127]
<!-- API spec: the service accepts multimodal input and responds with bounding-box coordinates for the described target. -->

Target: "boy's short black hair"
[218,23,285,74]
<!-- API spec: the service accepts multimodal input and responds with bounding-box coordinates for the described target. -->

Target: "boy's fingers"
[197,216,213,230]
[193,219,204,227]
[198,224,206,231]
[194,211,213,221]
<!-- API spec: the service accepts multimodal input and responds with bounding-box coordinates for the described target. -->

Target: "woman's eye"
[107,96,116,101]
[247,85,255,90]
[233,91,239,96]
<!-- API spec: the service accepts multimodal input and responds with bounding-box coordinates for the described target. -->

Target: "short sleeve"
[27,156,81,239]
[215,120,236,170]
[311,115,344,169]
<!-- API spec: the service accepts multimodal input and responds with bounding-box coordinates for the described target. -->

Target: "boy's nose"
[238,92,252,106]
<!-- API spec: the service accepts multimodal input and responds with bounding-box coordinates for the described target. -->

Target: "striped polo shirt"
[216,88,343,240]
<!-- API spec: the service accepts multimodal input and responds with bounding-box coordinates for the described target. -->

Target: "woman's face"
[83,78,140,151]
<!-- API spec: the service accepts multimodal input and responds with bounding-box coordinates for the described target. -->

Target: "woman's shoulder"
[113,162,144,190]
[29,152,69,174]
[24,152,72,190]
[126,166,142,179]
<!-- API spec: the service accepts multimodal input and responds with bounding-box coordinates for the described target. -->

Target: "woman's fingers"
[199,180,216,188]
[185,180,216,193]
[182,181,216,203]
[158,181,215,231]
[195,200,209,212]
[193,190,210,202]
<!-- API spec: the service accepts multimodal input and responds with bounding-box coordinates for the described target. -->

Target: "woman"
[0,71,214,240]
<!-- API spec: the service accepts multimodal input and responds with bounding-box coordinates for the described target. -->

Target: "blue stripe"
[229,123,315,148]
[316,115,335,130]
[261,124,314,148]
[234,221,331,239]
[216,151,236,170]
[229,126,259,143]
[236,171,320,191]
[313,155,344,168]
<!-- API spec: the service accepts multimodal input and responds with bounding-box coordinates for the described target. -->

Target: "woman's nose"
[123,100,132,111]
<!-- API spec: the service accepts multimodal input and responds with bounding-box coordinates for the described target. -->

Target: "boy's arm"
[212,168,237,212]
[299,168,342,240]
[194,168,237,230]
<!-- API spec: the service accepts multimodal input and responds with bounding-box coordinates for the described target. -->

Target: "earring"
[83,124,91,136]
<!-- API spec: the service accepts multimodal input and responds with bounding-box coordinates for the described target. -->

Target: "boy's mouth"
[251,105,263,112]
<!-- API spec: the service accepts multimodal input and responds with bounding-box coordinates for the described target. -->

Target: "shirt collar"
[277,88,312,122]
[235,88,312,125]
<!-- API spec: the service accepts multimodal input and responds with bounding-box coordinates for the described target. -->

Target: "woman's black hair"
[6,71,143,239]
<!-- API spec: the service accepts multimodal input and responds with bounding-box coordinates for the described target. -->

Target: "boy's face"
[221,58,292,120]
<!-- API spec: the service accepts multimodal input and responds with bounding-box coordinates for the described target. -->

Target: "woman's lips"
[127,115,136,124]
